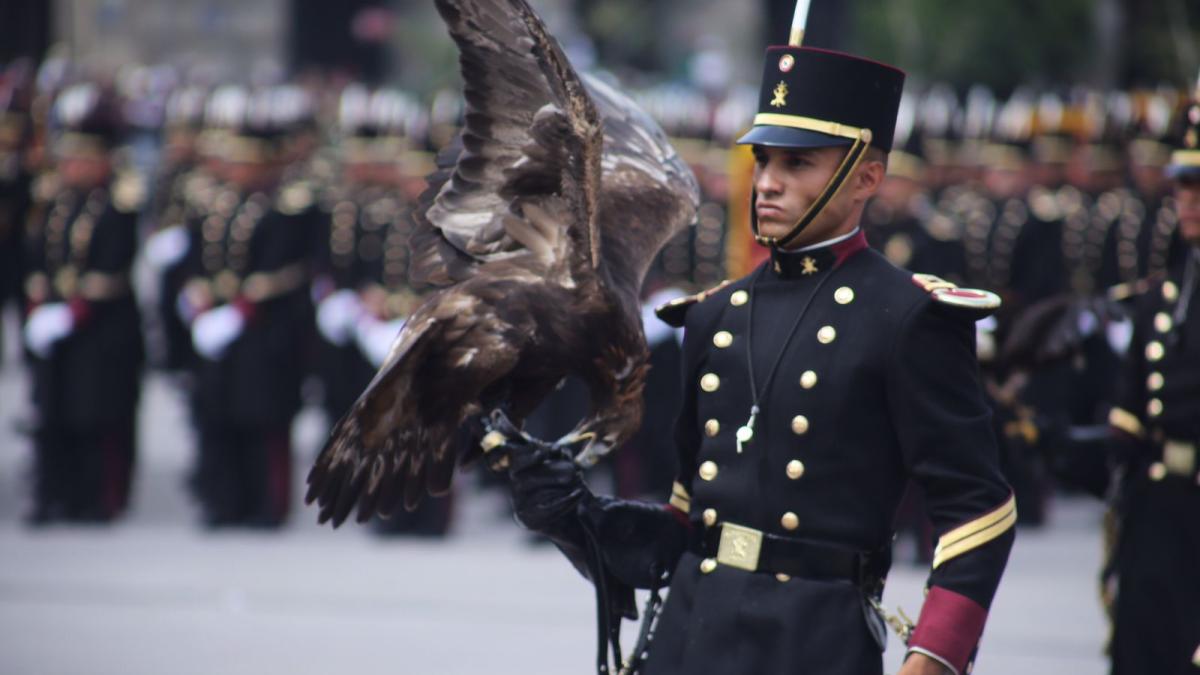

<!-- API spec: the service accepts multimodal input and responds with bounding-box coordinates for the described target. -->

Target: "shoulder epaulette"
[654,279,733,328]
[112,171,147,213]
[911,273,1001,318]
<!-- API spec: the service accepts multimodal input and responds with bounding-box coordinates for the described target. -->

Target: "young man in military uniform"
[176,87,318,528]
[1105,88,1200,675]
[22,83,145,524]
[485,45,1014,675]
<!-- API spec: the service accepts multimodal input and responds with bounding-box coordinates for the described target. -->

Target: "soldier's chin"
[757,219,795,241]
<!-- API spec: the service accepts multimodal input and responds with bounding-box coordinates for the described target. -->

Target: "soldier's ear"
[851,156,887,201]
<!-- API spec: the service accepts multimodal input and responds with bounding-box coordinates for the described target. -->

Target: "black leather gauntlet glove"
[481,412,690,605]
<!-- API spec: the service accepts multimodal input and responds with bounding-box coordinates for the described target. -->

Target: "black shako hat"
[738,46,905,248]
[738,46,905,152]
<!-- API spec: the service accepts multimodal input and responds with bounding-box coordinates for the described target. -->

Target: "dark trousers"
[193,422,292,528]
[31,420,135,523]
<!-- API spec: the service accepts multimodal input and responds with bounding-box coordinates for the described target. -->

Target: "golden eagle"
[306,0,700,526]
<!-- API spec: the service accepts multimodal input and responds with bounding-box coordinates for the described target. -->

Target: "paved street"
[0,315,1109,675]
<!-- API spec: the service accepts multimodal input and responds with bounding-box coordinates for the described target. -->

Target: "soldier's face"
[752,145,878,249]
[1176,179,1200,245]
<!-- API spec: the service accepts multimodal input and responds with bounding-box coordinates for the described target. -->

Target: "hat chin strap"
[752,128,873,250]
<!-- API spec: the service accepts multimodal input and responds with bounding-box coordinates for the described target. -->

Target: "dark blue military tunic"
[647,230,1014,675]
[1107,251,1200,675]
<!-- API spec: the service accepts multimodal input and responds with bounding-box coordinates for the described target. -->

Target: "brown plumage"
[305,0,699,527]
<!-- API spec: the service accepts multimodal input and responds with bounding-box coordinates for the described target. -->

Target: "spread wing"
[410,0,603,287]
[587,75,700,296]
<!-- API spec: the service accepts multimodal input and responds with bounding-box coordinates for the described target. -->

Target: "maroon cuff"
[232,296,257,322]
[68,298,92,326]
[909,586,987,673]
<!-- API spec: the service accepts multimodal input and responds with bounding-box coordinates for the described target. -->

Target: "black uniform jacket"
[24,180,144,426]
[187,187,315,427]
[649,230,1014,675]
[1107,252,1200,675]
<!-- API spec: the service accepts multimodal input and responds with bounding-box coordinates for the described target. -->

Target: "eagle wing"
[410,0,603,287]
[587,75,700,296]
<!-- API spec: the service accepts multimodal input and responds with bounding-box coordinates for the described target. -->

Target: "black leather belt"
[689,521,877,583]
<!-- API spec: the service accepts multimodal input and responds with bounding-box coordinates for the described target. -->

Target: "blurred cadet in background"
[1104,85,1200,675]
[174,86,319,528]
[313,84,451,536]
[21,82,145,524]
[0,61,36,363]
[143,84,208,373]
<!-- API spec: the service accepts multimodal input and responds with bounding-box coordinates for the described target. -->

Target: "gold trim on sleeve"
[932,495,1017,569]
[668,481,691,513]
[1108,406,1145,439]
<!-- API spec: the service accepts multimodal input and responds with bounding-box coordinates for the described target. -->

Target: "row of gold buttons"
[695,283,855,570]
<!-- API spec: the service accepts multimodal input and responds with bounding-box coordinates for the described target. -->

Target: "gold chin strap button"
[786,460,806,480]
[704,419,720,437]
[799,370,817,389]
[699,461,719,481]
[730,290,749,306]
[781,512,800,531]
[817,325,837,344]
[703,508,718,527]
[700,558,718,574]
[713,331,734,348]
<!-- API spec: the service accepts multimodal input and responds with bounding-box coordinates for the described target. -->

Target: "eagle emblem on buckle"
[717,523,763,572]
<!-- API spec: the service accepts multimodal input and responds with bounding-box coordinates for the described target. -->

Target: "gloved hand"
[143,225,190,269]
[317,289,363,346]
[24,303,76,357]
[481,410,590,536]
[192,304,246,360]
[355,315,405,367]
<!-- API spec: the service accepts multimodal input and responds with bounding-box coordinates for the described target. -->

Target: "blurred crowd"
[0,51,1196,559]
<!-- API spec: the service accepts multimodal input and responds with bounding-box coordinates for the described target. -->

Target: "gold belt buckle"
[1163,439,1196,477]
[716,522,763,572]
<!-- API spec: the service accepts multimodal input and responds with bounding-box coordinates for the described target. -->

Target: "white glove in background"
[1105,317,1134,357]
[641,287,686,348]
[317,289,364,346]
[191,304,246,360]
[975,315,998,363]
[355,316,406,367]
[143,226,190,269]
[23,303,76,358]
